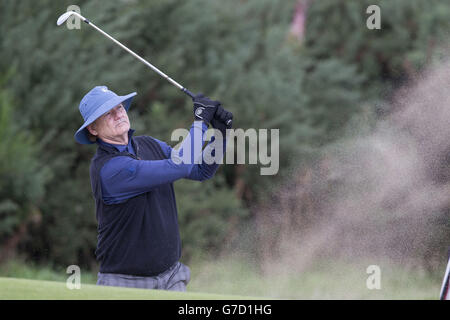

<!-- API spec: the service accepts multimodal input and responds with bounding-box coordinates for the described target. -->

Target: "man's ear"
[87,123,97,136]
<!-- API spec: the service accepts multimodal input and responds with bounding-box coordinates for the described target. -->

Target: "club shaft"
[65,12,232,126]
[441,257,450,300]
[77,13,195,99]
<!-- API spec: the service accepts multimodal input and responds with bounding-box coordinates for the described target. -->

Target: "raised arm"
[100,121,207,204]
[100,93,223,204]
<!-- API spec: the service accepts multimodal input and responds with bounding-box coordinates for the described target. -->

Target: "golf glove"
[193,93,221,124]
[211,105,233,137]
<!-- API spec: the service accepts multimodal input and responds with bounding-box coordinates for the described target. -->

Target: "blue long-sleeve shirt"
[97,121,223,204]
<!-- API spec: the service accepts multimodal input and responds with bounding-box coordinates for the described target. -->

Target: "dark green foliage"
[305,0,450,94]
[175,176,248,260]
[1,0,450,270]
[0,80,49,260]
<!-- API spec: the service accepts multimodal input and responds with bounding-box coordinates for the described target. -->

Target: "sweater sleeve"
[185,135,225,181]
[100,121,205,204]
[153,130,226,182]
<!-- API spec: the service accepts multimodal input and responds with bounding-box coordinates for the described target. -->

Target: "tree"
[0,77,49,262]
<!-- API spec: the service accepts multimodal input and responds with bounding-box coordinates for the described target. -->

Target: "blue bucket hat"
[75,86,136,144]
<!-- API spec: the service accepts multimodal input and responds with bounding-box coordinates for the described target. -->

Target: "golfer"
[75,86,232,291]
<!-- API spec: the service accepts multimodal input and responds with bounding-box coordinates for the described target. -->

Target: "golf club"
[57,10,232,126]
[440,256,450,300]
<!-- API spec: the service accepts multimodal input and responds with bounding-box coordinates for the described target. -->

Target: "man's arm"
[100,121,207,204]
[172,104,233,181]
[185,104,233,181]
[185,135,226,181]
[155,132,226,182]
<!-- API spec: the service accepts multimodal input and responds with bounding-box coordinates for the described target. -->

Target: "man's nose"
[113,109,122,120]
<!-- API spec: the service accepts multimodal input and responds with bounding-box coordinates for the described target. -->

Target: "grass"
[0,257,444,299]
[0,277,252,300]
[0,259,97,284]
[188,257,443,299]
[0,258,259,300]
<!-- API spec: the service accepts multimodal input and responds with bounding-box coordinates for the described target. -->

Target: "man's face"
[88,104,130,142]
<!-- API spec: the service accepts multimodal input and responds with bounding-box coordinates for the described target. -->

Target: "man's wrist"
[193,119,209,131]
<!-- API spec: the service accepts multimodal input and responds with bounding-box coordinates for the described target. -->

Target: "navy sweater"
[98,123,219,204]
[90,124,222,276]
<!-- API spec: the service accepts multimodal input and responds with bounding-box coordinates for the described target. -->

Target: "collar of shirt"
[97,129,136,155]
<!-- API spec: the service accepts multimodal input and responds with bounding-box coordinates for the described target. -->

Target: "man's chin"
[117,122,130,131]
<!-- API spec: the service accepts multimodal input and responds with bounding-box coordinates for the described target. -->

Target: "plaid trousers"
[96,262,191,292]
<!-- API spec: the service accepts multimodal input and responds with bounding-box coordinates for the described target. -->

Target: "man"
[75,85,232,291]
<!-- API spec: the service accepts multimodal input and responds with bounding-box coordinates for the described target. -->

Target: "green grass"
[0,257,444,299]
[0,277,252,300]
[0,258,260,300]
[0,259,97,284]
[188,257,443,299]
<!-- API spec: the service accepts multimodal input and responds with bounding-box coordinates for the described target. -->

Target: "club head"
[56,11,76,26]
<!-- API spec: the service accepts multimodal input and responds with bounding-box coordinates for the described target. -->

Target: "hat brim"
[75,92,136,145]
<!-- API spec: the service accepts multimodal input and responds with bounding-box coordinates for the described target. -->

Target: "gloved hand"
[193,93,221,125]
[211,105,233,137]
